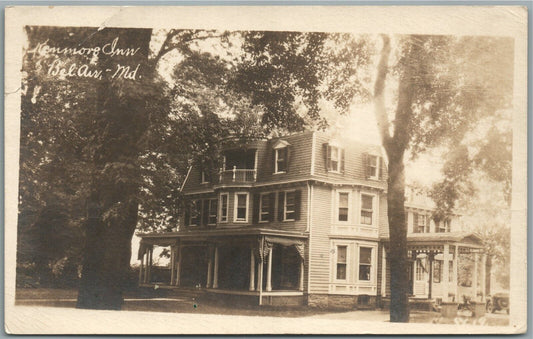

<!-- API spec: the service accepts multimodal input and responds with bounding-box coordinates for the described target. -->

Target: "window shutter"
[323,143,330,171]
[252,193,260,224]
[272,148,277,173]
[363,153,368,179]
[294,190,301,221]
[413,213,418,232]
[379,157,384,180]
[278,192,285,221]
[340,148,345,174]
[202,200,209,226]
[425,214,430,232]
[268,192,276,222]
[285,146,291,173]
[184,207,190,227]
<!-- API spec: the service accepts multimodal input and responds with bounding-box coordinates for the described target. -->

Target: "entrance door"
[413,259,427,297]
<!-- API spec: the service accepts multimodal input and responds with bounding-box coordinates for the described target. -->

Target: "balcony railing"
[219,167,257,184]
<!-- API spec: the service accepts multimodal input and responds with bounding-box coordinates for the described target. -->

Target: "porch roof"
[382,232,484,249]
[137,227,308,243]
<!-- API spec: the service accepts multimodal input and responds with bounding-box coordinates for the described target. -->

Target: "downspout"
[307,182,313,296]
[258,236,264,306]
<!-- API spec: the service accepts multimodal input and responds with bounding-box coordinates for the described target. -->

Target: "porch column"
[213,245,219,289]
[472,253,478,300]
[147,248,153,284]
[481,253,487,301]
[427,252,434,300]
[442,244,450,302]
[170,246,176,285]
[266,246,273,292]
[249,248,255,291]
[454,245,459,301]
[143,247,150,283]
[298,258,304,292]
[207,246,213,288]
[175,245,182,286]
[139,253,144,285]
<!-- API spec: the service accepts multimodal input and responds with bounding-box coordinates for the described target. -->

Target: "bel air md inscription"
[28,37,142,81]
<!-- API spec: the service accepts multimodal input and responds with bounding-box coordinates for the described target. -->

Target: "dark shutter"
[363,153,368,179]
[272,148,277,174]
[268,192,276,222]
[278,191,285,222]
[413,213,418,232]
[184,206,190,227]
[340,148,345,174]
[379,156,385,180]
[202,200,209,226]
[425,214,430,232]
[252,193,260,224]
[294,190,301,221]
[285,146,291,173]
[323,143,330,171]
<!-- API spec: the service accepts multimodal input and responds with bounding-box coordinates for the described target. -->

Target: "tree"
[372,34,513,321]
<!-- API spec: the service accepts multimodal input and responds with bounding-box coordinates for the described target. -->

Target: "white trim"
[233,192,250,223]
[331,241,351,283]
[356,244,375,283]
[328,144,342,173]
[219,193,229,223]
[307,183,313,293]
[179,166,192,192]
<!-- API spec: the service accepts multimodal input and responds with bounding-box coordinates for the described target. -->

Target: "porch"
[382,232,487,304]
[137,228,308,306]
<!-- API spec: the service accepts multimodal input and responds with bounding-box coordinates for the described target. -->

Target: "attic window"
[273,140,290,174]
[364,153,384,180]
[325,143,345,173]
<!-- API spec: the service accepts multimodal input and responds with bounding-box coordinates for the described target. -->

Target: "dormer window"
[325,142,345,173]
[201,170,209,184]
[275,148,287,173]
[367,155,378,178]
[272,139,290,174]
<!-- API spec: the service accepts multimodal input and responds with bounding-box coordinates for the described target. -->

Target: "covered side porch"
[137,228,308,306]
[382,232,486,304]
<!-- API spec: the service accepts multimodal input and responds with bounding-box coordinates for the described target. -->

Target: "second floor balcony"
[219,167,257,184]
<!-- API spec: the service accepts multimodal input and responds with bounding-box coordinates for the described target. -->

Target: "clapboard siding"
[379,194,389,238]
[256,132,314,183]
[312,132,387,183]
[308,184,332,294]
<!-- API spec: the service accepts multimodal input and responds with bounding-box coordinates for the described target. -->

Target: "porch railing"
[218,167,257,184]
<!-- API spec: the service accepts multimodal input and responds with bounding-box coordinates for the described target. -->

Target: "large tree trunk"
[387,149,410,322]
[76,28,152,310]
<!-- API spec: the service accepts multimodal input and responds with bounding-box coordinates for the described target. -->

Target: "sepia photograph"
[4,5,528,334]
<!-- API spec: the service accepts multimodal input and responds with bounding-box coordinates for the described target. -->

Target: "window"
[275,148,287,173]
[259,193,271,222]
[338,192,349,222]
[415,213,427,233]
[284,191,296,221]
[234,193,249,222]
[219,193,228,223]
[360,194,374,225]
[189,200,200,226]
[433,260,442,283]
[448,260,453,282]
[201,171,208,183]
[326,144,344,173]
[444,219,451,232]
[336,245,347,280]
[366,154,379,179]
[358,247,372,281]
[208,199,217,225]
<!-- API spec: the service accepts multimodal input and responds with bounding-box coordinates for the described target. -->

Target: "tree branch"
[373,34,393,152]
